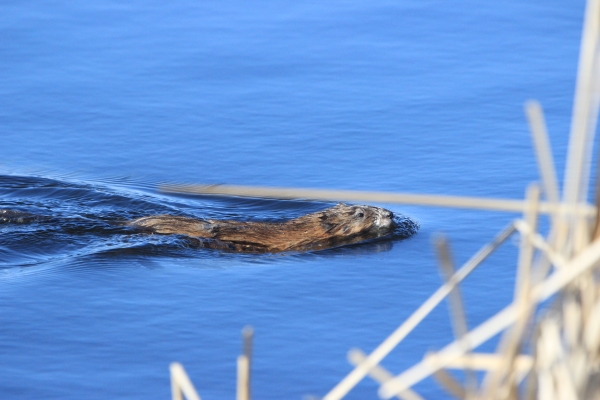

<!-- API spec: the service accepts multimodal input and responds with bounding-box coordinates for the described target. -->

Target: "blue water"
[0,0,585,399]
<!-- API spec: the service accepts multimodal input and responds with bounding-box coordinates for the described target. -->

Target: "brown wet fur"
[127,203,397,253]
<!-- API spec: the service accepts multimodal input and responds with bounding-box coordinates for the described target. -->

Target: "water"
[0,0,586,398]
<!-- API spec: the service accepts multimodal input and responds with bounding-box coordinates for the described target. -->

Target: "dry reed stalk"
[322,224,516,400]
[434,235,477,394]
[242,326,253,400]
[348,1,600,397]
[522,104,564,323]
[563,0,600,212]
[525,102,560,207]
[480,185,540,399]
[516,185,542,296]
[424,352,533,373]
[170,363,202,400]
[236,326,253,400]
[166,3,600,398]
[560,0,600,262]
[513,221,567,270]
[592,155,600,239]
[431,369,466,400]
[378,235,600,398]
[158,184,595,216]
[539,317,578,400]
[347,349,425,400]
[540,269,600,400]
[237,355,250,400]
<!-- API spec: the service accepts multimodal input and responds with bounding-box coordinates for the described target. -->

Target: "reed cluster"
[167,0,600,398]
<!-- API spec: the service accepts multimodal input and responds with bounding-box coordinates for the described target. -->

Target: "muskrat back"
[127,203,415,253]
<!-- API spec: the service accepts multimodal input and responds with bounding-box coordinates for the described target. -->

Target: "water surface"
[0,0,585,398]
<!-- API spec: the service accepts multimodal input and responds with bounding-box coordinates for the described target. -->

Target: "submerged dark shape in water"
[0,209,44,224]
[127,203,418,253]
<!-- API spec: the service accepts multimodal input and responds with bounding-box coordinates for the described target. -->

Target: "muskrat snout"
[373,209,395,230]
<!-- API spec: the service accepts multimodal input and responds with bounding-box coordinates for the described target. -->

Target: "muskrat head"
[319,203,397,238]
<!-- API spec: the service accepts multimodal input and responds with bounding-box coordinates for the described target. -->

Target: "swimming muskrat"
[127,203,418,253]
[1,204,418,253]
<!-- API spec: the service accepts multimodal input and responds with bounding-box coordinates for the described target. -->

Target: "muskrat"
[127,203,417,253]
[1,204,418,253]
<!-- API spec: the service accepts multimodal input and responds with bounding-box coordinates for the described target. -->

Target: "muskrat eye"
[357,212,364,218]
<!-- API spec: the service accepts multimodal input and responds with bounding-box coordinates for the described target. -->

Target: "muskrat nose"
[379,210,393,221]
[375,210,394,228]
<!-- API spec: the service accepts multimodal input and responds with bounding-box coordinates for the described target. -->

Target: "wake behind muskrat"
[127,203,418,253]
